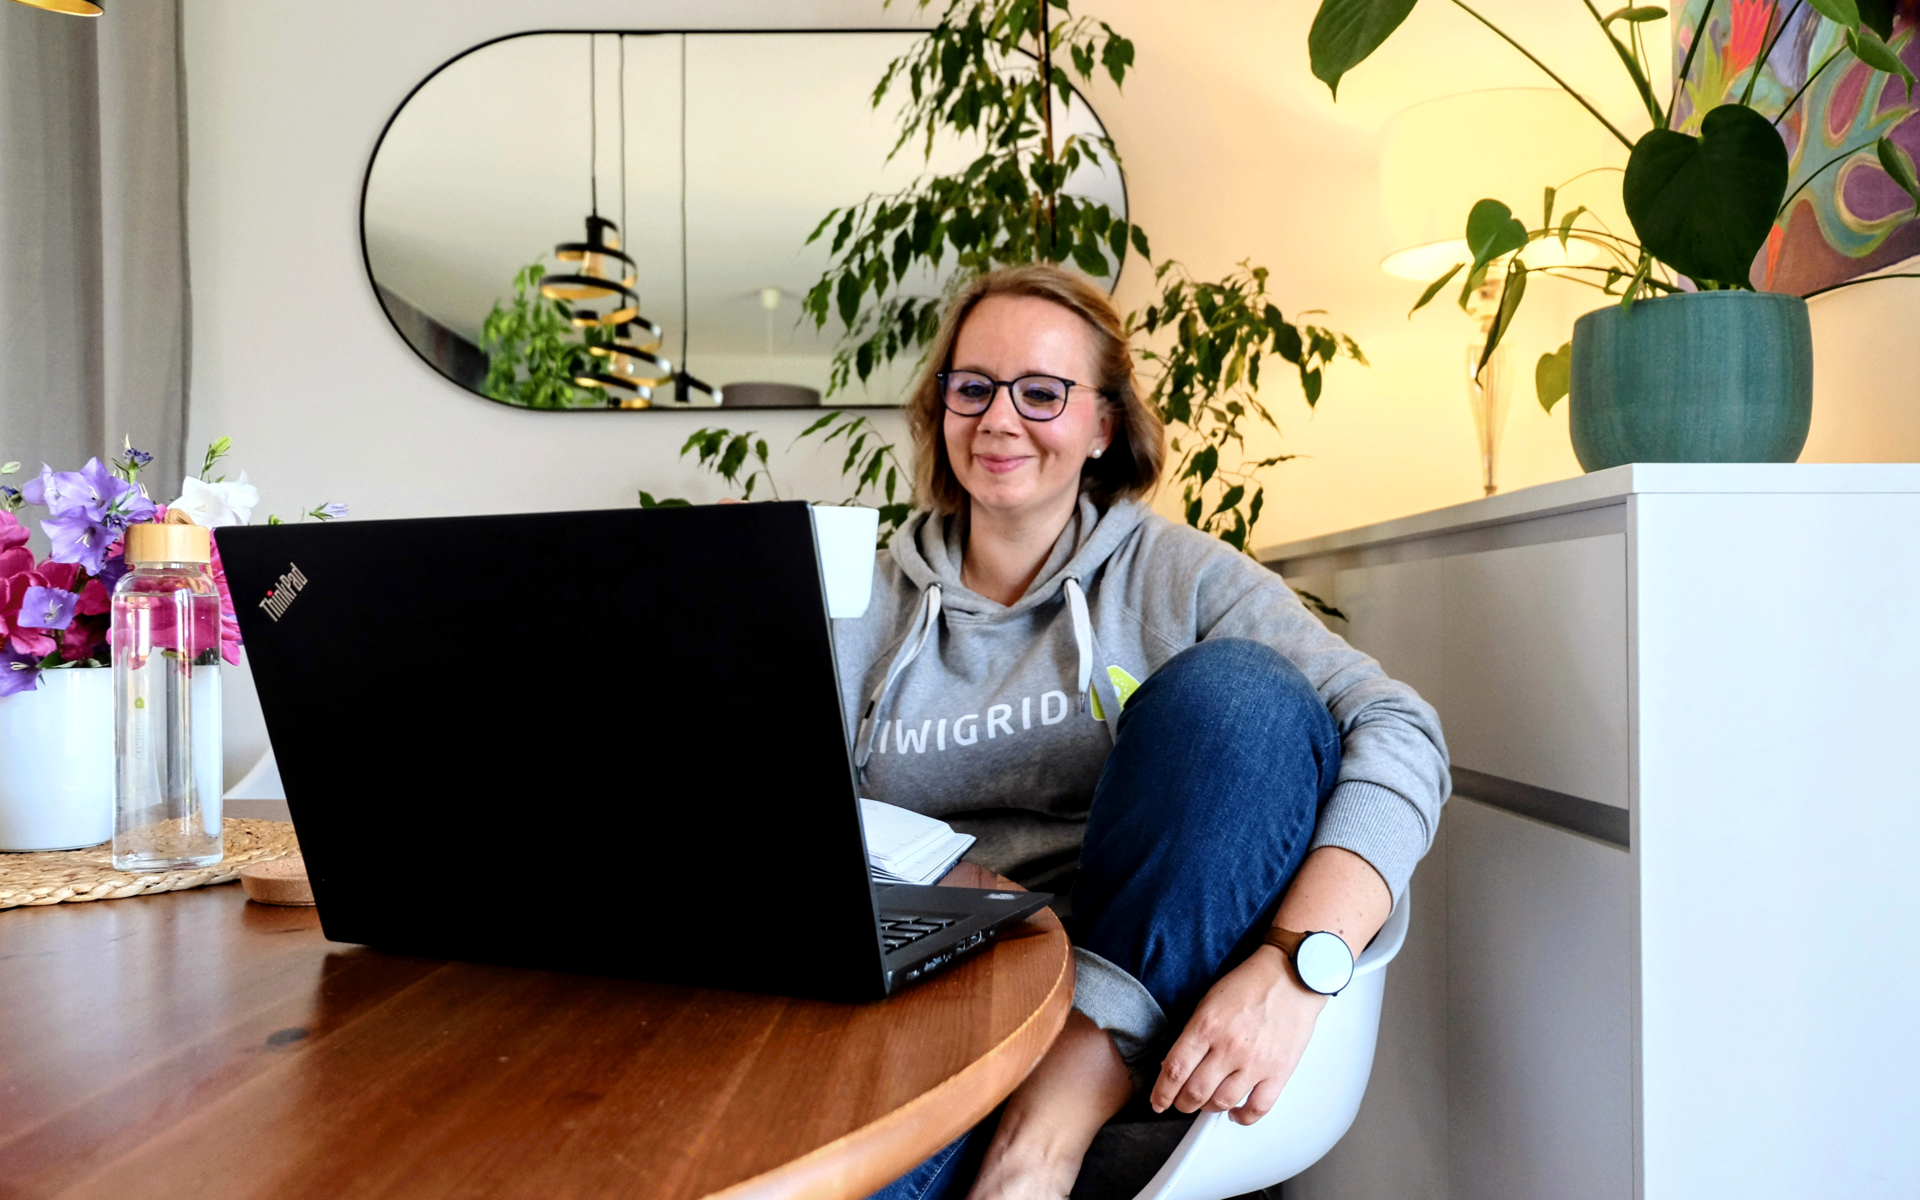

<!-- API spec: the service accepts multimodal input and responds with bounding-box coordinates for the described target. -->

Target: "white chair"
[1129,894,1412,1200]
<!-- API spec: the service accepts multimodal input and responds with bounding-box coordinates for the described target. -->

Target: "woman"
[834,264,1448,1200]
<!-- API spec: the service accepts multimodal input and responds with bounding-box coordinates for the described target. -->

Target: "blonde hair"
[907,264,1164,514]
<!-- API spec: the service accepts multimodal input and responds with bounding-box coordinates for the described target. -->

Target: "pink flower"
[208,535,243,665]
[0,512,28,554]
[58,613,108,664]
[0,565,57,659]
[36,561,81,592]
[75,578,109,616]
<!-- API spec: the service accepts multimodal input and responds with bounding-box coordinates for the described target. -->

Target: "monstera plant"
[1309,0,1919,470]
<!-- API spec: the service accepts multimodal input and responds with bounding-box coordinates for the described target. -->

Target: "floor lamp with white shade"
[1379,88,1626,495]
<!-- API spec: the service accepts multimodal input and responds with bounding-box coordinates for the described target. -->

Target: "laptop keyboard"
[878,913,956,954]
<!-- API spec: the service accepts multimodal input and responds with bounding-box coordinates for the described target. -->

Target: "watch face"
[1294,931,1354,995]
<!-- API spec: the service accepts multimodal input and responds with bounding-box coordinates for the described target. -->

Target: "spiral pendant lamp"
[7,0,104,14]
[543,35,673,408]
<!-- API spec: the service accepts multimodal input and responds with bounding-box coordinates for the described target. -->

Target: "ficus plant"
[478,260,613,410]
[1308,0,1920,411]
[640,414,916,545]
[788,0,1361,557]
[1134,261,1364,552]
[652,0,1364,601]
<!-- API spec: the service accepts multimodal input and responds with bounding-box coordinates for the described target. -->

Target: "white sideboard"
[1262,465,1920,1200]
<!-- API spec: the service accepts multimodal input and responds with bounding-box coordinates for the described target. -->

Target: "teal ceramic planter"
[1569,290,1812,471]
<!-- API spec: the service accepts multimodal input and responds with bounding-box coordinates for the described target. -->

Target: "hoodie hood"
[890,494,1151,620]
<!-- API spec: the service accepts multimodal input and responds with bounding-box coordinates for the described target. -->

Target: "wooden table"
[0,856,1071,1200]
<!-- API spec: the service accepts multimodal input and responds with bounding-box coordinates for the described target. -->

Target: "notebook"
[861,799,975,886]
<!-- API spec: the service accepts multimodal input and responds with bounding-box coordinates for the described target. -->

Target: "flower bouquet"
[1,437,345,697]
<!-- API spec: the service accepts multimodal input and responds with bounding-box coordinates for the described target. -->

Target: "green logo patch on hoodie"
[1089,665,1141,721]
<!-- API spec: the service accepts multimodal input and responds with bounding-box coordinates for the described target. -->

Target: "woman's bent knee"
[1115,638,1339,798]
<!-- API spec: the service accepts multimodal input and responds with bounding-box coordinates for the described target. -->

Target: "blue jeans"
[866,638,1341,1200]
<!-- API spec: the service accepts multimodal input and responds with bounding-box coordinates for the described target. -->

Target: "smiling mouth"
[975,454,1029,474]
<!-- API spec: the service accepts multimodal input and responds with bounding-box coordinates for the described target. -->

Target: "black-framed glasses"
[937,370,1104,422]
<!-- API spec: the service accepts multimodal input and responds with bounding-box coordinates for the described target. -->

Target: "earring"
[1091,447,1105,459]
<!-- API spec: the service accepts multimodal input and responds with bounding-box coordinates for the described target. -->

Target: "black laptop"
[220,501,1048,1001]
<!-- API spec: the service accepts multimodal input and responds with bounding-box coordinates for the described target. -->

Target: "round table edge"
[705,907,1075,1200]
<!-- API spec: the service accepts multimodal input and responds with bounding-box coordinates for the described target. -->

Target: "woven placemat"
[0,819,299,910]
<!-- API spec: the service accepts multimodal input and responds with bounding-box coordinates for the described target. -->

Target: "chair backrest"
[1128,894,1412,1200]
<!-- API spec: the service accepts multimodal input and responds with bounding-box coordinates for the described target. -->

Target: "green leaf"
[1130,225,1151,259]
[0,462,18,474]
[1602,4,1668,21]
[1465,199,1529,274]
[1292,587,1348,621]
[1536,341,1572,413]
[1410,262,1465,316]
[1211,484,1246,517]
[1185,494,1203,526]
[1618,253,1655,311]
[1100,34,1135,87]
[1556,205,1588,246]
[1623,104,1788,287]
[1307,0,1421,98]
[1191,444,1218,484]
[835,270,863,327]
[1878,137,1920,214]
[1806,0,1861,26]
[1275,322,1303,364]
[1846,27,1916,99]
[200,435,232,478]
[1476,260,1527,379]
[1071,235,1111,277]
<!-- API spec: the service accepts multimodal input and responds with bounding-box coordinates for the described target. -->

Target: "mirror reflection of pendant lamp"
[8,0,104,13]
[539,35,673,408]
[672,32,720,407]
[1379,89,1624,496]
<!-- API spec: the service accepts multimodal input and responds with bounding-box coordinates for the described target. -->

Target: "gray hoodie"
[831,496,1448,1064]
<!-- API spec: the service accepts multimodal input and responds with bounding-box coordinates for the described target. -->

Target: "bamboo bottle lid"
[125,511,211,564]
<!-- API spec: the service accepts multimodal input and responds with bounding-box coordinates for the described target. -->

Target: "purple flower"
[318,502,348,520]
[17,586,76,630]
[0,648,39,697]
[95,551,131,594]
[31,458,155,575]
[124,445,153,469]
[43,509,117,576]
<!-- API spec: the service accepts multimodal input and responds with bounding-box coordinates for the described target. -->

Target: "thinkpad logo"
[259,564,309,623]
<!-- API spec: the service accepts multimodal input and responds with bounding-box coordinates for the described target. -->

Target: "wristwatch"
[1261,927,1354,996]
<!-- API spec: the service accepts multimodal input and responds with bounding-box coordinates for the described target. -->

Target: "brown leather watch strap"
[1261,927,1307,957]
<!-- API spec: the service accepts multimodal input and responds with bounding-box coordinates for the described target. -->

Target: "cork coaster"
[239,853,314,906]
[0,819,299,910]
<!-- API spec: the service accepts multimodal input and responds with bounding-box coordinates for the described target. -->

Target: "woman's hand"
[1149,945,1328,1125]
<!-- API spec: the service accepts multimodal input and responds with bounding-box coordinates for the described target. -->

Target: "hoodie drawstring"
[1065,577,1093,712]
[1068,577,1123,742]
[855,584,942,778]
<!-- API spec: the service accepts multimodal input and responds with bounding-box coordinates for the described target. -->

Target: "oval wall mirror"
[360,29,1129,412]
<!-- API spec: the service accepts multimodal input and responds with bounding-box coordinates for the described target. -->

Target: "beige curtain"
[0,0,189,498]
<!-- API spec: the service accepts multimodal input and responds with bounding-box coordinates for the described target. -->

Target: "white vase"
[0,668,113,851]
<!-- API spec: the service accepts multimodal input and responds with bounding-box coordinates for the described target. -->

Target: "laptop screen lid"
[220,502,888,1000]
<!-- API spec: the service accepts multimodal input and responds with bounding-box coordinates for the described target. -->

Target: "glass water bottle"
[112,519,224,871]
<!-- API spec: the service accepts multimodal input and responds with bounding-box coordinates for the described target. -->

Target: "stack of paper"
[860,798,975,886]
